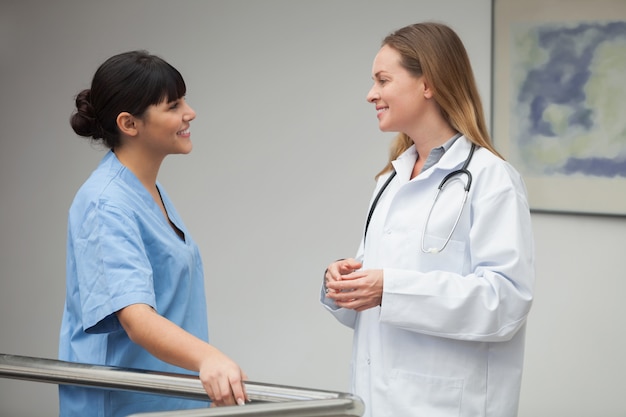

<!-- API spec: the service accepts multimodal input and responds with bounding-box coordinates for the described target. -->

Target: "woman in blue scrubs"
[59,50,248,417]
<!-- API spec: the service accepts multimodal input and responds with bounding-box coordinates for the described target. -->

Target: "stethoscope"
[364,142,476,254]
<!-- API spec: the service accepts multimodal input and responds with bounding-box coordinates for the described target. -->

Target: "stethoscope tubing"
[363,143,477,252]
[364,170,396,243]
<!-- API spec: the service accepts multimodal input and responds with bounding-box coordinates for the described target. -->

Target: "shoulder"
[473,147,522,178]
[69,154,144,223]
[471,147,528,197]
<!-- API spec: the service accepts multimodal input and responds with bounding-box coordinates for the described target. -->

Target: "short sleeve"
[72,203,157,333]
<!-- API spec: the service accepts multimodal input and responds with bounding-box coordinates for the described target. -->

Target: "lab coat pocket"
[387,369,463,417]
[418,235,466,273]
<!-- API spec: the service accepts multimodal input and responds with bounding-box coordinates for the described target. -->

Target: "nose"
[366,84,378,103]
[184,101,196,122]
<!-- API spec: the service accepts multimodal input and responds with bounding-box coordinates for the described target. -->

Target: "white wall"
[519,213,626,417]
[0,1,624,417]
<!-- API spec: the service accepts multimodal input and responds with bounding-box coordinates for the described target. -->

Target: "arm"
[117,304,247,406]
[73,199,248,406]
[381,168,534,342]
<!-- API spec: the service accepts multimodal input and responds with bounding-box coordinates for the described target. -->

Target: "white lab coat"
[322,136,534,417]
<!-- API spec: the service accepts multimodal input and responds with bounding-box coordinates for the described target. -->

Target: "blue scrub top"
[59,151,210,416]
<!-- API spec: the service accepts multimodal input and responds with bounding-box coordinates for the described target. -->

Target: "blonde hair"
[375,22,502,178]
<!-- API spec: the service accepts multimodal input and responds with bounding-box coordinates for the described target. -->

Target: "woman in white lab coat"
[321,22,534,417]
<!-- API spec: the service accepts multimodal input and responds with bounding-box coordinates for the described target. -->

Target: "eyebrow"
[372,71,389,79]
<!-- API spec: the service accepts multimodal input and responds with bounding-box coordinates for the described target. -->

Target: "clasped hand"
[324,258,383,312]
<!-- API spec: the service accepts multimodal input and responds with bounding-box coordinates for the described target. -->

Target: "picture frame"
[492,0,626,216]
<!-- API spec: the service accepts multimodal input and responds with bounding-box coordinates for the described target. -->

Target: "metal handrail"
[0,353,364,416]
[129,398,362,417]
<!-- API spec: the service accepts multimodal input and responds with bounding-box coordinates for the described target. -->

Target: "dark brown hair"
[70,50,186,149]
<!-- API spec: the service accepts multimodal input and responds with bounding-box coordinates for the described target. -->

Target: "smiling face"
[136,97,197,157]
[366,45,430,136]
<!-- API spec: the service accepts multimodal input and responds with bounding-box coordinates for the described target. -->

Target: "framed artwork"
[492,0,626,216]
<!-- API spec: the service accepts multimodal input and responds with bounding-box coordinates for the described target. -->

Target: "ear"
[116,112,139,137]
[421,78,434,99]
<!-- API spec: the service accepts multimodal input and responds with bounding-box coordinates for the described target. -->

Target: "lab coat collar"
[391,136,473,181]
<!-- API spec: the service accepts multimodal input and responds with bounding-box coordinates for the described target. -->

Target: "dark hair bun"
[70,89,103,139]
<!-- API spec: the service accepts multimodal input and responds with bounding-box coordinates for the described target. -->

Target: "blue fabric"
[59,151,210,416]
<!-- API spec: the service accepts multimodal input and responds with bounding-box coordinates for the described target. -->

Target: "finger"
[329,289,359,303]
[230,378,247,405]
[208,377,232,406]
[341,258,362,271]
[327,265,345,282]
[217,381,236,406]
[326,285,359,298]
[340,270,368,281]
[327,276,363,292]
[324,269,337,284]
[336,298,363,311]
[343,296,379,311]
[324,281,345,293]
[240,371,249,401]
[203,383,216,404]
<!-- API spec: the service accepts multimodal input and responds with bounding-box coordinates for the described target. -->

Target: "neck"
[113,147,163,191]
[411,127,458,160]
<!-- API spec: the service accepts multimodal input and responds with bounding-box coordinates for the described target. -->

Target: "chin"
[173,147,192,155]
[378,123,392,132]
[177,141,193,154]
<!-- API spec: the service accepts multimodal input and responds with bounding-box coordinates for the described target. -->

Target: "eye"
[168,100,180,110]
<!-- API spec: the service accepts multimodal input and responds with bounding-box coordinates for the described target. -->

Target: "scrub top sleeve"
[73,204,157,334]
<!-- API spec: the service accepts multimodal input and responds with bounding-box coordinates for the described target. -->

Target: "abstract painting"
[493,0,626,215]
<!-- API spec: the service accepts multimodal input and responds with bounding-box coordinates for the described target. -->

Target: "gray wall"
[0,1,625,416]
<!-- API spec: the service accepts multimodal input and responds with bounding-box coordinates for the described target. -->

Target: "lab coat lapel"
[390,136,473,183]
[433,136,473,172]
[391,146,417,182]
